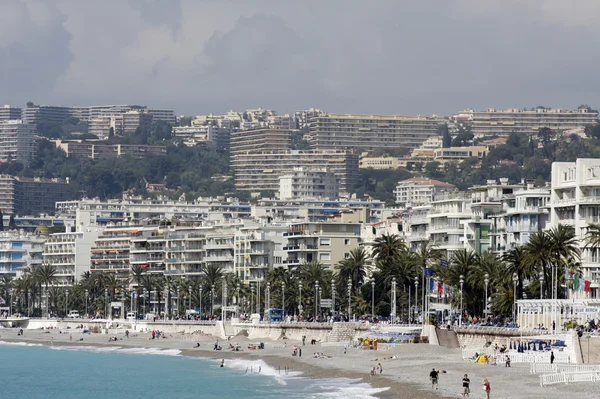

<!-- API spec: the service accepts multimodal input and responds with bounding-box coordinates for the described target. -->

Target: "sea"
[0,342,388,399]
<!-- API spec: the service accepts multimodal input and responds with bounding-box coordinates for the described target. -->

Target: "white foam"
[224,358,302,378]
[0,340,43,347]
[308,378,390,398]
[50,345,181,356]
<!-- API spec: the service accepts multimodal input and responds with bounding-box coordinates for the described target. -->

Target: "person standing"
[462,374,470,397]
[378,362,383,375]
[429,368,439,390]
[482,378,491,399]
[550,351,555,364]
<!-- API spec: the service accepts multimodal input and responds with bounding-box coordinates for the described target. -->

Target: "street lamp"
[512,272,518,324]
[540,271,544,299]
[105,288,109,319]
[65,289,69,317]
[237,284,241,318]
[331,279,335,316]
[347,277,352,321]
[188,286,192,314]
[9,289,13,317]
[414,276,419,323]
[371,276,375,321]
[484,273,490,317]
[152,288,156,315]
[314,281,319,321]
[298,282,303,316]
[459,275,464,327]
[211,284,215,316]
[266,282,271,313]
[199,287,203,315]
[392,277,397,324]
[281,282,285,318]
[318,286,322,320]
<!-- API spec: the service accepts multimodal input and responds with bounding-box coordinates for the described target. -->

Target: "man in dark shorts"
[462,374,470,397]
[429,368,439,389]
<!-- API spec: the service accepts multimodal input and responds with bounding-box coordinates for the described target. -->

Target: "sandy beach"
[0,326,596,398]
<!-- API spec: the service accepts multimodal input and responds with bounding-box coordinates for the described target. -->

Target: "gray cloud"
[7,1,600,115]
[0,0,72,106]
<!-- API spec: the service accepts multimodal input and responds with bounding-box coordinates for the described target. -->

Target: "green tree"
[0,210,4,231]
[8,215,16,230]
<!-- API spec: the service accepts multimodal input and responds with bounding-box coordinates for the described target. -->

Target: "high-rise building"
[22,105,70,124]
[457,107,599,137]
[147,108,176,125]
[123,111,153,135]
[0,175,69,215]
[43,228,99,286]
[394,178,456,207]
[0,231,44,278]
[232,149,359,194]
[307,113,443,151]
[0,105,22,121]
[279,167,340,200]
[230,128,291,156]
[0,120,36,164]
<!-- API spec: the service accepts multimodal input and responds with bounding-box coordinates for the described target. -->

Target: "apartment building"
[463,179,524,254]
[147,108,176,125]
[394,177,456,207]
[234,224,286,282]
[282,220,361,270]
[43,228,100,286]
[53,140,166,159]
[359,155,402,170]
[232,149,359,194]
[0,105,22,121]
[172,126,215,146]
[0,175,68,215]
[307,113,443,151]
[457,107,598,137]
[433,146,488,162]
[22,105,70,124]
[490,184,550,253]
[279,167,340,200]
[405,205,430,250]
[428,192,472,260]
[0,120,36,164]
[0,231,44,277]
[549,159,600,299]
[123,110,153,135]
[230,128,291,156]
[90,225,138,278]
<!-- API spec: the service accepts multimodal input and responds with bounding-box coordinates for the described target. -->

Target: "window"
[319,252,331,261]
[344,252,350,259]
[344,238,351,245]
[319,238,331,246]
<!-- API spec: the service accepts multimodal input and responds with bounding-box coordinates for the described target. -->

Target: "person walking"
[550,351,555,364]
[482,378,491,399]
[461,374,470,397]
[429,368,439,390]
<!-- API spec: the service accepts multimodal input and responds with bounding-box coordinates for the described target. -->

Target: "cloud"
[17,0,600,115]
[0,0,72,106]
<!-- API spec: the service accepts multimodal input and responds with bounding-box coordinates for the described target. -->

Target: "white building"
[172,126,215,146]
[279,167,340,200]
[0,120,36,164]
[43,228,100,286]
[394,177,456,207]
[550,159,600,299]
[428,192,472,260]
[0,231,44,278]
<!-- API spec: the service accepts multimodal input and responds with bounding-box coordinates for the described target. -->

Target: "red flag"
[584,280,592,293]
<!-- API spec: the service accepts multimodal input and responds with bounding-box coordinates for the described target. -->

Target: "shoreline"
[0,330,444,399]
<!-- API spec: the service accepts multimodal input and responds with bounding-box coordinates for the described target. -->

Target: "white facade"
[0,120,36,164]
[43,228,100,286]
[0,231,44,277]
[279,167,340,200]
[172,125,214,146]
[550,159,600,299]
[394,178,456,207]
[428,192,472,260]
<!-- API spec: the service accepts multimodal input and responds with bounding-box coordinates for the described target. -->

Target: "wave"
[0,340,43,347]
[49,345,181,357]
[308,378,390,398]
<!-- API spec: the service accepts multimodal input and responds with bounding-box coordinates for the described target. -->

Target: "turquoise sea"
[0,342,387,399]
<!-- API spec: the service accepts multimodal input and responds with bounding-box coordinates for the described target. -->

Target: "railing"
[455,325,551,336]
[540,371,600,387]
[495,352,571,364]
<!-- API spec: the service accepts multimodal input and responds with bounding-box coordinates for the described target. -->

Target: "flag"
[0,297,5,305]
[429,279,435,290]
[132,292,137,299]
[438,282,443,295]
[585,280,592,293]
[424,268,434,277]
[578,276,585,292]
[440,259,449,267]
[574,276,581,291]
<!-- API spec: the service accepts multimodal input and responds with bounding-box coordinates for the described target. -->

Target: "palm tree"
[0,275,13,306]
[371,234,404,264]
[502,247,531,299]
[523,231,553,296]
[336,247,369,289]
[33,264,57,315]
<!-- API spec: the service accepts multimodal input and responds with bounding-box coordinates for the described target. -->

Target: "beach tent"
[475,355,489,364]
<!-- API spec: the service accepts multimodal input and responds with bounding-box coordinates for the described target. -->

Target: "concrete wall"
[579,336,600,364]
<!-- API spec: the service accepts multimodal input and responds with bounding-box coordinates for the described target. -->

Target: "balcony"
[204,255,233,262]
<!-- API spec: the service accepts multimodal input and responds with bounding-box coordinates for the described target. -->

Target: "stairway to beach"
[436,328,460,349]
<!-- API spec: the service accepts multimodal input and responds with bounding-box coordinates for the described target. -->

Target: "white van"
[68,310,80,319]
[126,312,137,321]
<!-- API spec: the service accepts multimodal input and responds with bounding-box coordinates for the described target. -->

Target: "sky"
[2,0,600,117]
